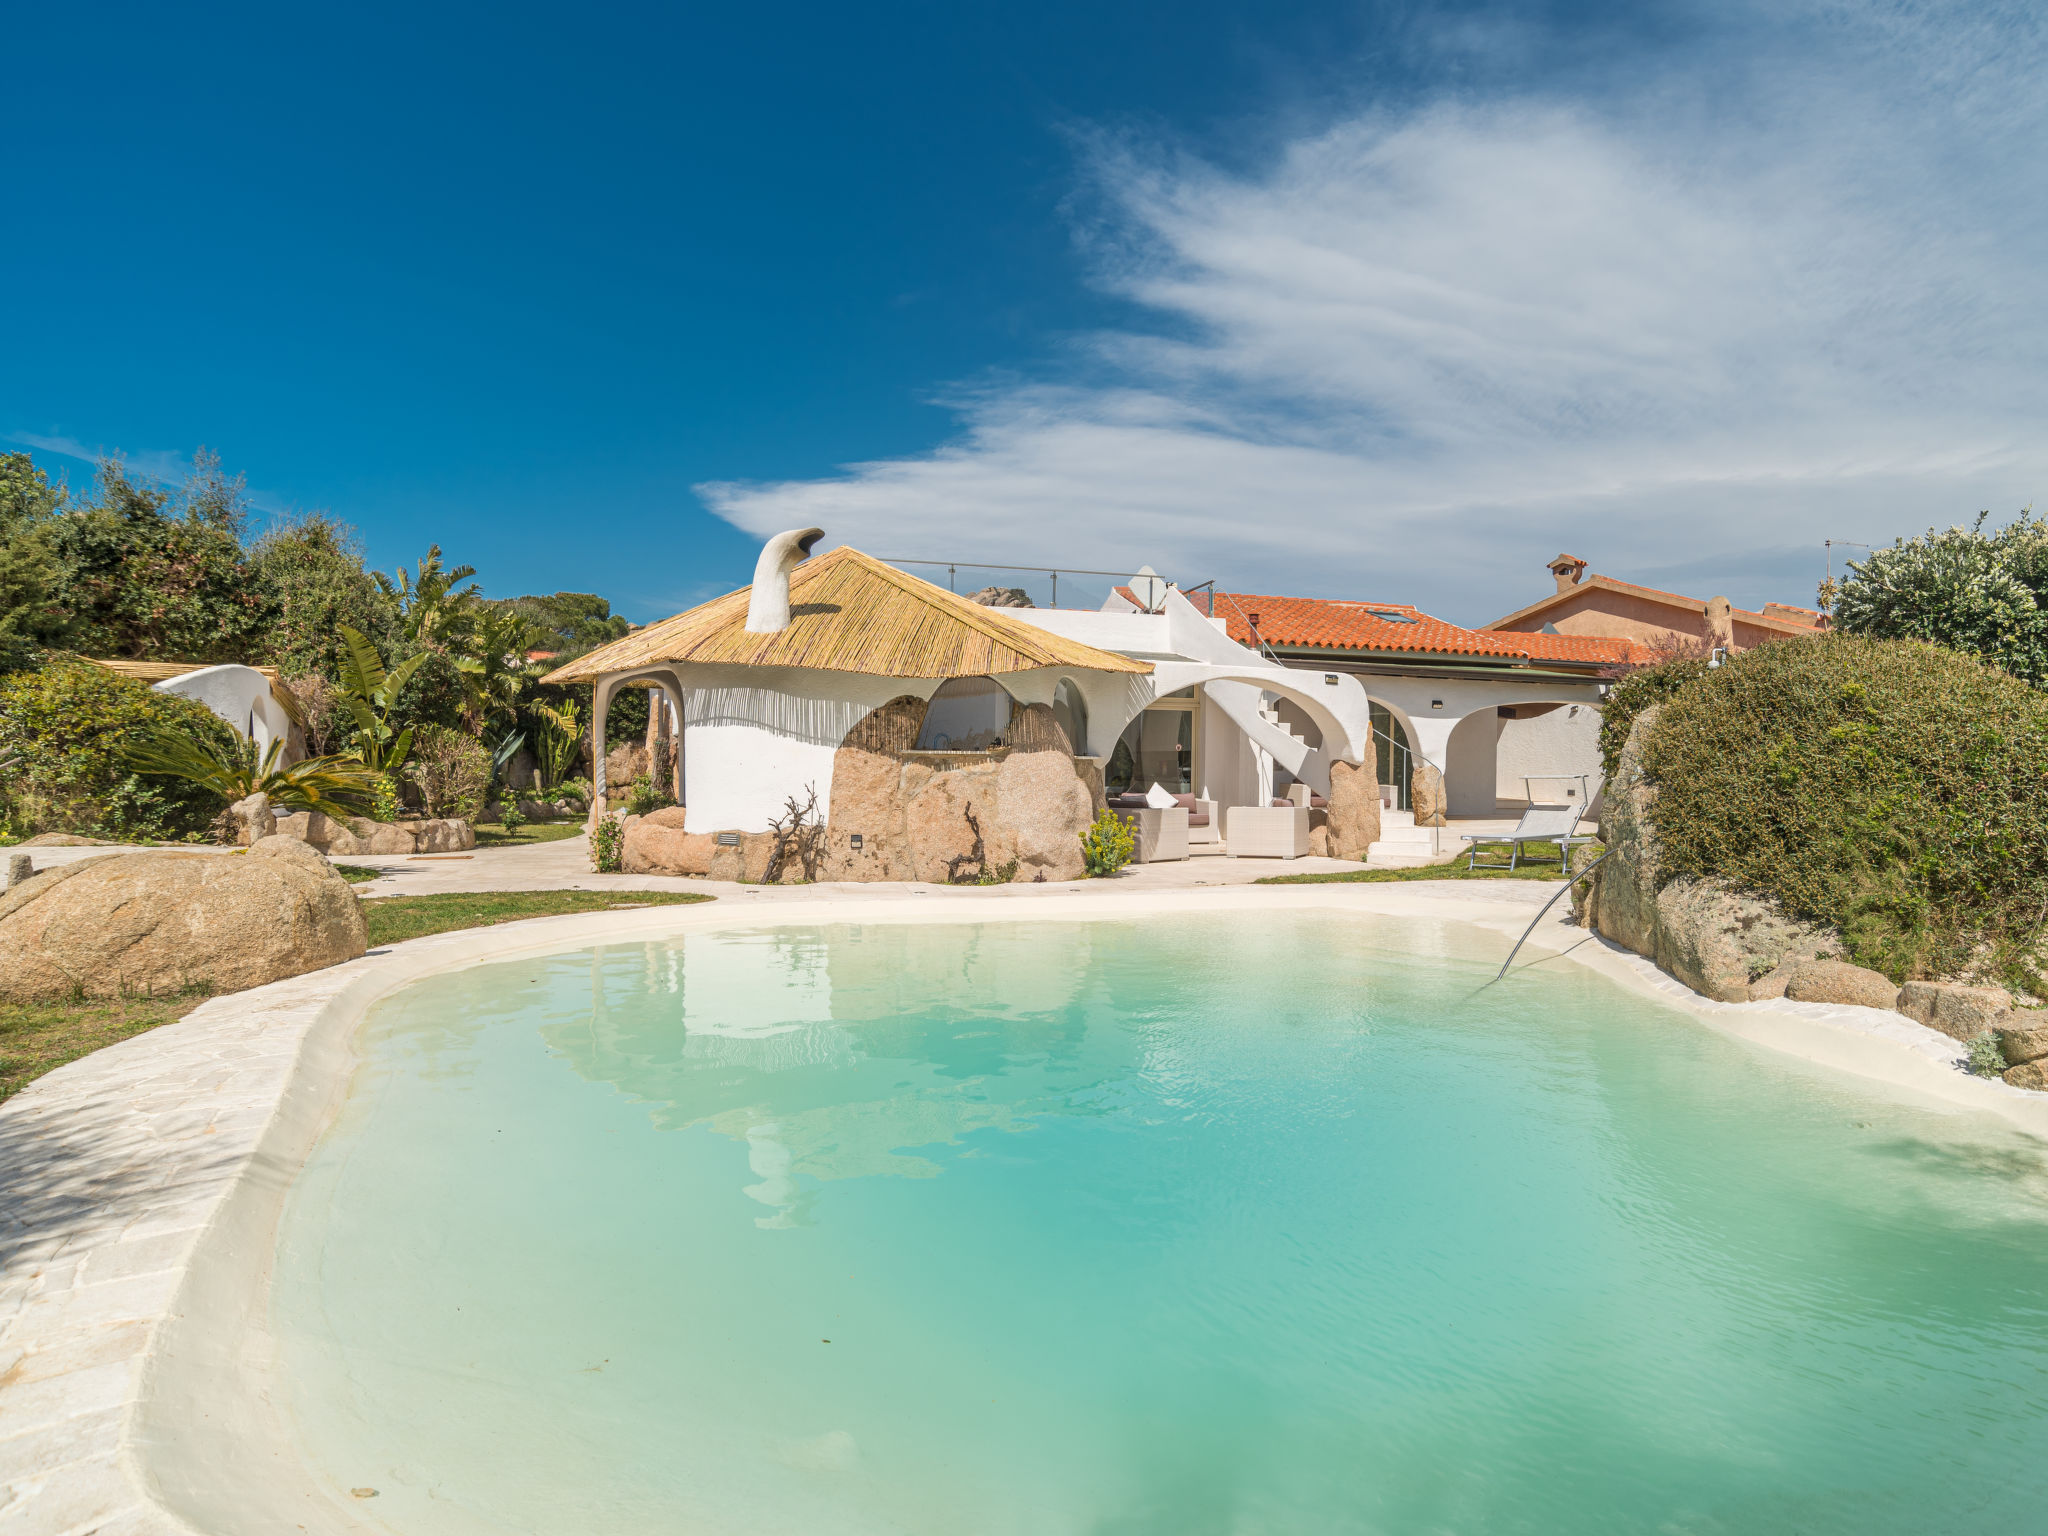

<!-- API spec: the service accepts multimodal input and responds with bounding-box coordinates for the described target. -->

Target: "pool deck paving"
[12,819,1536,902]
[1,874,2038,1535]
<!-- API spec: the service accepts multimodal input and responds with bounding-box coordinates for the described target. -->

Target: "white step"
[1374,826,1436,847]
[1364,846,1439,868]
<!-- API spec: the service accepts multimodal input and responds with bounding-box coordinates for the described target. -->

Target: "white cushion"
[1144,782,1178,809]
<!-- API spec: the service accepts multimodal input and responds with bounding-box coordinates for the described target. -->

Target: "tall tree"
[1834,511,2048,687]
[249,513,400,677]
[0,453,70,671]
[47,455,271,661]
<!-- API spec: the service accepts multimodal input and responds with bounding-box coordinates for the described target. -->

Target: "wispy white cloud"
[702,0,2048,620]
[8,431,290,516]
[10,431,197,489]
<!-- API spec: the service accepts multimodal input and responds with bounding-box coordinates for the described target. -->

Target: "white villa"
[544,530,1619,879]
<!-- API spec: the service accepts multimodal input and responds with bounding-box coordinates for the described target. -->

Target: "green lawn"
[1257,841,1602,885]
[332,862,384,884]
[362,888,712,946]
[1,987,213,1103]
[472,820,587,848]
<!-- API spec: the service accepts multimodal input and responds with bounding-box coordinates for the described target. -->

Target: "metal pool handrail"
[1492,847,1614,983]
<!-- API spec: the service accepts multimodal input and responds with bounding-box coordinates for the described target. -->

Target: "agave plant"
[125,729,383,819]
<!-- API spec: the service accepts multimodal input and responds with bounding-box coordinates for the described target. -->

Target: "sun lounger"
[1461,804,1592,872]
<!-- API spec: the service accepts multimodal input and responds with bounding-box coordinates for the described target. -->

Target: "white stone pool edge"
[6,883,2047,1536]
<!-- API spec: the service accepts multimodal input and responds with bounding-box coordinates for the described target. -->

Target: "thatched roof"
[541,546,1152,684]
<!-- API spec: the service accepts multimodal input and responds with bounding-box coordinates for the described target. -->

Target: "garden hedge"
[0,660,241,840]
[1637,633,2048,983]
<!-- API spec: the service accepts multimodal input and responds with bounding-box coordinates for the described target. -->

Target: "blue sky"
[7,1,2043,625]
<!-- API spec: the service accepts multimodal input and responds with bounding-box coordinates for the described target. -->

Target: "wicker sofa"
[1105,791,1218,849]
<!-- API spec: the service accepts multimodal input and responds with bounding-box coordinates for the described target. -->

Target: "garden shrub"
[1640,633,2048,984]
[591,812,624,872]
[1966,1032,2008,1079]
[390,647,471,736]
[0,660,239,839]
[1080,807,1135,877]
[625,772,672,815]
[1598,655,1708,785]
[404,724,490,820]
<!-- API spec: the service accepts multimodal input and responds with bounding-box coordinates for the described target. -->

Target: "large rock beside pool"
[1897,981,2013,1043]
[272,811,475,856]
[1324,758,1381,860]
[0,836,366,1002]
[2002,1059,2048,1092]
[1777,959,1901,1011]
[621,807,719,876]
[1994,1009,2048,1067]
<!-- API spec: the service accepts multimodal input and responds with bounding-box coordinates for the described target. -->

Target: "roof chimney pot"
[745,527,826,634]
[1547,552,1588,594]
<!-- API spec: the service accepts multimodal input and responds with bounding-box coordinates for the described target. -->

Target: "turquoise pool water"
[274,915,2048,1534]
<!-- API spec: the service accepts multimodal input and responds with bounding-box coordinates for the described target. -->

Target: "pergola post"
[590,674,615,826]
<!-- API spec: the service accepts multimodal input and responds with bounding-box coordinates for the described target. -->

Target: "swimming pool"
[271,913,2048,1533]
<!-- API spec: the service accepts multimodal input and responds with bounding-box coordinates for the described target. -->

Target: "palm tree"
[455,606,542,734]
[126,731,383,819]
[376,545,480,649]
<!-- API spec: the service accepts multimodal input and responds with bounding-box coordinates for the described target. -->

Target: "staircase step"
[1364,847,1439,868]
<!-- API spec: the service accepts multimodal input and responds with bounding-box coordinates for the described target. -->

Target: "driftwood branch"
[765,782,826,884]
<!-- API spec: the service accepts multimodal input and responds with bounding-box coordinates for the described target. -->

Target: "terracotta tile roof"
[1490,573,1824,634]
[1503,631,1650,665]
[1138,588,1646,667]
[1203,592,1529,658]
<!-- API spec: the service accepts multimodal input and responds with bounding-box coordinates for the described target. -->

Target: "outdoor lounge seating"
[1107,790,1218,845]
[1461,803,1593,871]
[1226,804,1311,858]
[1112,804,1191,862]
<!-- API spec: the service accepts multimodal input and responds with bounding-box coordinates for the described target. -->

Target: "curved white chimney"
[744,527,826,633]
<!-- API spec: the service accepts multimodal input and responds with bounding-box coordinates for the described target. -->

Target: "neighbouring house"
[1106,586,1638,824]
[541,530,1384,879]
[1489,552,1827,654]
[87,659,297,762]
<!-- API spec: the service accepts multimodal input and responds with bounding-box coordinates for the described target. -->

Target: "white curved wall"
[151,665,290,759]
[1496,701,1603,811]
[1444,710,1500,817]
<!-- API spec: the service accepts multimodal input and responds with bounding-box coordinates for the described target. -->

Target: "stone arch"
[1444,709,1501,819]
[1493,697,1603,815]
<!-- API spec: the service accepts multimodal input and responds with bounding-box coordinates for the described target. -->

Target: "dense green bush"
[1641,633,2048,983]
[0,661,240,839]
[46,458,271,664]
[390,647,472,736]
[1597,655,1709,784]
[404,724,491,819]
[248,514,400,679]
